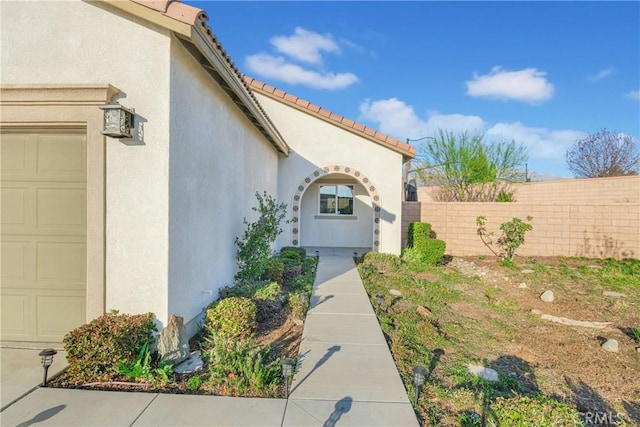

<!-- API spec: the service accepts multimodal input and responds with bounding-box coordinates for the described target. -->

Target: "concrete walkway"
[0,256,418,426]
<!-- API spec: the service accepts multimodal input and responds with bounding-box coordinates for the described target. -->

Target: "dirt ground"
[448,256,640,421]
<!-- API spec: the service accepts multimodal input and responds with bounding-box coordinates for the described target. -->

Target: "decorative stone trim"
[290,165,382,251]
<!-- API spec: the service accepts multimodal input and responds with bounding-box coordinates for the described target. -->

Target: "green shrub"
[488,396,581,427]
[496,191,515,202]
[421,238,446,265]
[282,264,303,288]
[261,257,284,283]
[235,191,288,281]
[253,281,281,301]
[220,280,266,299]
[186,375,203,391]
[205,297,256,339]
[290,274,313,294]
[476,216,533,262]
[288,292,310,320]
[279,249,303,262]
[206,335,281,397]
[407,222,432,248]
[362,252,401,272]
[63,310,156,383]
[280,246,306,259]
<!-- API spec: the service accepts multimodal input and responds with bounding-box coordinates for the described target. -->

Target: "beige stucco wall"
[167,40,279,323]
[254,94,405,255]
[300,177,374,248]
[1,2,173,322]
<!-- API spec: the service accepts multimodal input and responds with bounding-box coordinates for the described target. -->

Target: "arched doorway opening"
[289,165,381,253]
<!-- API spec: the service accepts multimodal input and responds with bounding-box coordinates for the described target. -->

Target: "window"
[319,184,354,215]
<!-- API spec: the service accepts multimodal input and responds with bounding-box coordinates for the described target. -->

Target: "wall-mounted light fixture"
[99,103,134,138]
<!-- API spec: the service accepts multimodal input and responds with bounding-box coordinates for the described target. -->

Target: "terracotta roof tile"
[131,0,207,25]
[241,77,416,158]
[318,108,331,118]
[284,93,298,103]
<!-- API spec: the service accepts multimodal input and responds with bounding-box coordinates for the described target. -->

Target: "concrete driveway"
[1,344,67,411]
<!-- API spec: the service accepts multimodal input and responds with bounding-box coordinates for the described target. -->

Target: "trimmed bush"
[280,246,306,259]
[282,264,303,288]
[290,274,313,294]
[63,310,156,383]
[279,248,303,262]
[421,238,446,265]
[406,221,446,265]
[206,297,256,339]
[253,281,281,301]
[261,257,284,283]
[407,222,431,248]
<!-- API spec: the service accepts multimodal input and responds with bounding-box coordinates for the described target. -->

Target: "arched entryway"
[289,165,382,252]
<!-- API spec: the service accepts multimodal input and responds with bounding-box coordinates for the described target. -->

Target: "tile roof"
[243,76,416,159]
[131,0,206,25]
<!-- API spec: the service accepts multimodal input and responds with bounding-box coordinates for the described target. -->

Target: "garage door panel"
[0,294,31,336]
[1,240,34,282]
[1,130,86,342]
[37,295,85,337]
[37,242,85,284]
[0,133,31,176]
[37,188,86,229]
[37,134,86,180]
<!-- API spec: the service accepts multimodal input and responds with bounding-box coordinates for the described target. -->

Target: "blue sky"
[190,1,639,179]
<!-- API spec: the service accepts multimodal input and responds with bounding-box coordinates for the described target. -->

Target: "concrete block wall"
[402,202,639,259]
[417,176,640,205]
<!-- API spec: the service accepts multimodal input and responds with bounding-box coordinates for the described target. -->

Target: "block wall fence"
[402,176,640,259]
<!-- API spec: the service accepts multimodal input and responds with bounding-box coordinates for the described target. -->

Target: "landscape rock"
[601,339,619,353]
[467,364,499,381]
[416,305,432,317]
[518,282,528,289]
[603,291,627,298]
[521,269,535,274]
[173,351,204,374]
[540,290,555,302]
[531,309,542,315]
[389,289,402,297]
[540,314,610,329]
[158,314,190,365]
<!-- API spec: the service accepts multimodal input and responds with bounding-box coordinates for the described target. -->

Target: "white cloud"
[358,97,585,175]
[245,53,358,90]
[270,27,340,65]
[625,90,640,100]
[588,67,614,81]
[466,66,555,104]
[486,122,585,161]
[358,98,485,138]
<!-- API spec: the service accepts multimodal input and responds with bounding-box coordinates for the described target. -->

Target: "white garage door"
[1,130,87,342]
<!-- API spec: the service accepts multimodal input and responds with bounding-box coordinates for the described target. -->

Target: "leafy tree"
[565,129,639,178]
[235,191,288,281]
[412,130,528,201]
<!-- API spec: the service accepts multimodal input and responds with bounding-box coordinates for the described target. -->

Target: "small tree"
[565,129,639,178]
[476,216,533,262]
[235,191,288,281]
[413,130,527,202]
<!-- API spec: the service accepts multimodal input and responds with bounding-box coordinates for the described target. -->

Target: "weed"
[186,375,203,391]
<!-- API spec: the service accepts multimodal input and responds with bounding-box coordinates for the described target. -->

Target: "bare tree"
[565,129,639,178]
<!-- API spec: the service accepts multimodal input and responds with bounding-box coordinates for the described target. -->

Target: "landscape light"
[281,358,295,398]
[39,348,57,386]
[375,293,384,311]
[412,365,428,406]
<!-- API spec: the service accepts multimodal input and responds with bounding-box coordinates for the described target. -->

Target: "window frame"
[318,183,355,216]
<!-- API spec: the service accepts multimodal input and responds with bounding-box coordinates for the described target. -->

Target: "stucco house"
[0,0,414,343]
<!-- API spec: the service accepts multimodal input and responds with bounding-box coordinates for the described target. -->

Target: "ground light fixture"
[39,348,57,386]
[353,251,358,261]
[281,358,295,398]
[412,365,428,406]
[315,250,320,261]
[375,293,384,311]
